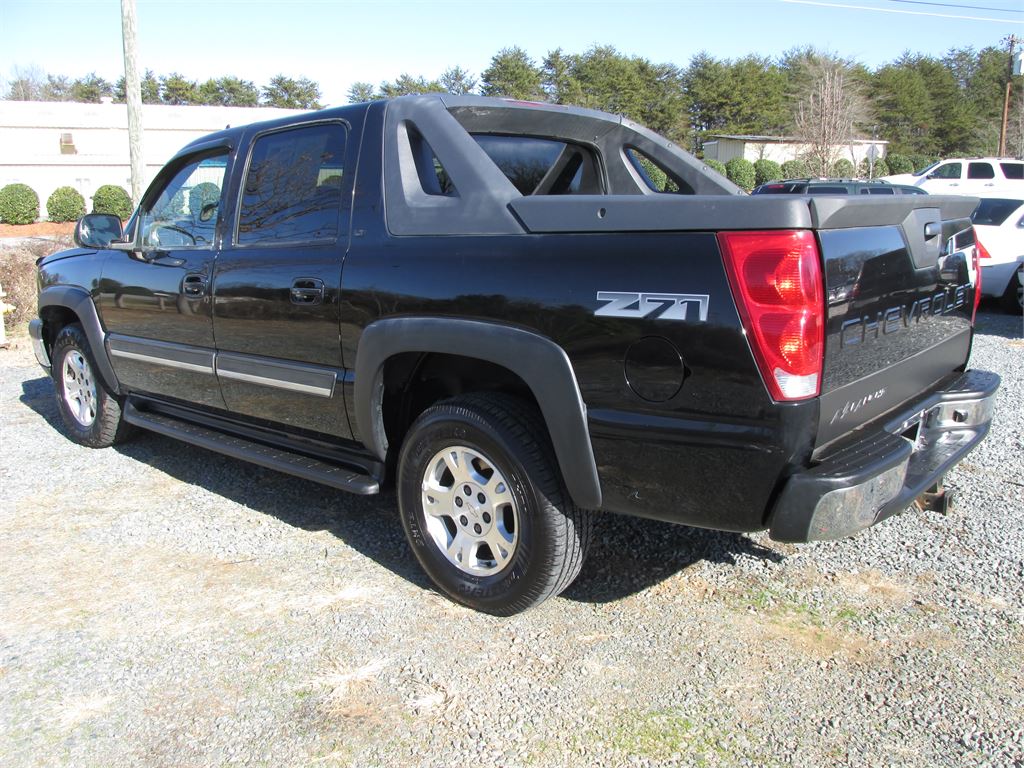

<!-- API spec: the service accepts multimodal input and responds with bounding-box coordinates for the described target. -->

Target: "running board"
[123,401,380,495]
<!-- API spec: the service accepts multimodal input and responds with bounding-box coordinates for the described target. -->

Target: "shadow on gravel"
[20,375,63,431]
[20,374,784,604]
[563,515,783,604]
[974,305,1023,340]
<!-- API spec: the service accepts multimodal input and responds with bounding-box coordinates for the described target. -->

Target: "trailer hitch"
[914,482,956,515]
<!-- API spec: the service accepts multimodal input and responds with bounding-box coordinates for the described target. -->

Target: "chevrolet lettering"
[28,95,999,614]
[840,283,971,348]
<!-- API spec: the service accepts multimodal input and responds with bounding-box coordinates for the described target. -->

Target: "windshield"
[913,161,940,177]
[971,198,1024,226]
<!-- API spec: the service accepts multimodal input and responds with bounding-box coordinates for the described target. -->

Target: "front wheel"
[397,393,591,615]
[51,323,132,448]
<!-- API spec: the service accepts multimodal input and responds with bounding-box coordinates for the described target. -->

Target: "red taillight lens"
[718,230,825,401]
[972,231,984,322]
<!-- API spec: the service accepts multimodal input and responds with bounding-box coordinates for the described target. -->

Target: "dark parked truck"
[30,95,999,614]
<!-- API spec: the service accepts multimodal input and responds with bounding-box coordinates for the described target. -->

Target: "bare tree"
[4,65,45,100]
[792,56,867,176]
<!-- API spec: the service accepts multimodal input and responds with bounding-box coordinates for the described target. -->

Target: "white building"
[702,134,888,168]
[0,100,308,217]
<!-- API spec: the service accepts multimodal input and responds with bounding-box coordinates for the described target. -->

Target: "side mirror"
[74,213,124,249]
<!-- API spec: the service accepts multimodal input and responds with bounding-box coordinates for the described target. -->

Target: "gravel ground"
[1,308,1021,768]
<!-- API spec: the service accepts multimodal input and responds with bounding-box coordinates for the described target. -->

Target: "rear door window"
[967,162,995,180]
[236,123,347,246]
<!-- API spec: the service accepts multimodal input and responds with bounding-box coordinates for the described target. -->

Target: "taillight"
[718,230,825,401]
[972,231,985,322]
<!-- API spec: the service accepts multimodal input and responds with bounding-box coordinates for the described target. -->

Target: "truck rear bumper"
[768,369,1000,543]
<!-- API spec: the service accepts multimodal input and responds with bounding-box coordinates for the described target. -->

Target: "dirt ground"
[0,222,76,238]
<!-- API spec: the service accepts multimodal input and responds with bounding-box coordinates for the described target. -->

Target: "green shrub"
[0,183,40,225]
[46,186,86,222]
[753,159,783,187]
[92,185,133,220]
[724,157,756,191]
[781,159,808,179]
[857,157,889,179]
[909,154,938,174]
[885,153,913,175]
[831,158,855,178]
[704,159,727,176]
[188,182,220,216]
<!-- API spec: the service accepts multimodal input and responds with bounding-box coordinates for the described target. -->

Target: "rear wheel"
[51,324,132,448]
[397,393,591,615]
[1000,268,1023,314]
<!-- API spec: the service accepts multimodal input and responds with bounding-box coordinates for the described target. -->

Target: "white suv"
[884,157,1024,195]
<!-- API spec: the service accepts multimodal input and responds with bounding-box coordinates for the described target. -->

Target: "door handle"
[291,278,324,305]
[182,273,207,297]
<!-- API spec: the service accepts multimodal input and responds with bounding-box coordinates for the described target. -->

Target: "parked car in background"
[751,178,928,196]
[884,157,1024,195]
[971,197,1024,314]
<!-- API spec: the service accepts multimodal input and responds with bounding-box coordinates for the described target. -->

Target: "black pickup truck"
[30,95,999,614]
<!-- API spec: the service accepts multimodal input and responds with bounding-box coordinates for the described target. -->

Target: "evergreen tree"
[440,66,477,95]
[160,73,199,105]
[261,75,322,109]
[481,47,543,100]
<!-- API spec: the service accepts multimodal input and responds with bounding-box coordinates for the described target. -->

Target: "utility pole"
[998,35,1021,158]
[121,0,144,207]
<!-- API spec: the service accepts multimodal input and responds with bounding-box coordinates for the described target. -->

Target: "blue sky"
[2,0,1021,106]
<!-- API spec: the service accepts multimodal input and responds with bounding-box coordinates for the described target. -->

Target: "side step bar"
[123,401,380,495]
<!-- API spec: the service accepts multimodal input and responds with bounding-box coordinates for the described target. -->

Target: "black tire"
[1000,269,1023,315]
[51,323,132,448]
[397,393,591,615]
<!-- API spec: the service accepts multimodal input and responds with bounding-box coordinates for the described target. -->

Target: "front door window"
[141,154,228,249]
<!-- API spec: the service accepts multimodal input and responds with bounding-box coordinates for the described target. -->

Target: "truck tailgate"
[811,195,980,450]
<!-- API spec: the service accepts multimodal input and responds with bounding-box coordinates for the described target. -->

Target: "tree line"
[5,43,1022,162]
[3,66,322,109]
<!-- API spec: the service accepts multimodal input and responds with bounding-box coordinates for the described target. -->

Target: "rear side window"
[1000,162,1024,180]
[237,123,347,246]
[860,187,894,195]
[472,134,603,195]
[971,198,1024,226]
[967,162,995,180]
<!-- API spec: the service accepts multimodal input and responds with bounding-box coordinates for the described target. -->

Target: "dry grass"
[0,237,71,335]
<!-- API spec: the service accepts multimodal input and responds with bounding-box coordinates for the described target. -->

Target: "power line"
[781,0,1024,23]
[885,0,1023,13]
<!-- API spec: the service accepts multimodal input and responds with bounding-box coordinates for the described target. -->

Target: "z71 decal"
[594,291,710,322]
